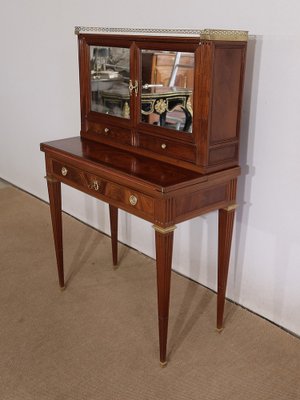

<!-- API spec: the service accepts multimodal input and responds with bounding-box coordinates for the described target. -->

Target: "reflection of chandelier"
[155,99,167,114]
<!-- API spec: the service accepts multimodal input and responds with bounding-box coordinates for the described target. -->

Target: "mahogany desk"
[41,136,239,366]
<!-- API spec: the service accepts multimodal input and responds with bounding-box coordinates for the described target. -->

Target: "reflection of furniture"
[141,87,192,131]
[41,27,248,367]
[150,52,194,88]
[99,85,193,131]
[143,52,194,128]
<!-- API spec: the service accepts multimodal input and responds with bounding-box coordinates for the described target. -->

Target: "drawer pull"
[129,195,138,206]
[61,167,68,176]
[161,143,167,150]
[88,180,101,191]
[104,128,110,135]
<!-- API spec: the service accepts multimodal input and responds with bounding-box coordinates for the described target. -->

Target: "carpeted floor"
[0,185,299,400]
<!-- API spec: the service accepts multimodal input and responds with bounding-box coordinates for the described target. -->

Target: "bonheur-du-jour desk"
[41,27,248,366]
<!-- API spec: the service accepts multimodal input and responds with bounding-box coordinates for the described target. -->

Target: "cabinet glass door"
[90,46,130,118]
[140,50,194,133]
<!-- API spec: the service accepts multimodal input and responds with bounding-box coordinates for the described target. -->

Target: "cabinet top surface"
[41,137,211,191]
[75,27,248,41]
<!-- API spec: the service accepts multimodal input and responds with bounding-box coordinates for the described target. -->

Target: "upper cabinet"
[77,28,248,173]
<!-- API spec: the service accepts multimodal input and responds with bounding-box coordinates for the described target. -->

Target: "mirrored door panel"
[141,50,194,133]
[90,46,130,118]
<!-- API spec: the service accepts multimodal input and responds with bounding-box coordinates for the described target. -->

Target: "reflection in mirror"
[141,50,194,133]
[90,46,130,118]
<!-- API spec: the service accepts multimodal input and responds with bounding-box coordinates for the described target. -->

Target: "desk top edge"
[40,137,241,190]
[40,136,213,192]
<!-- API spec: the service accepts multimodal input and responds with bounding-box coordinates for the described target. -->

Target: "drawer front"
[51,160,154,218]
[137,133,196,163]
[104,183,154,216]
[52,160,82,186]
[87,121,132,145]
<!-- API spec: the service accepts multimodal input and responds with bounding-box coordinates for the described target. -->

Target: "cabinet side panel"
[78,35,90,133]
[210,45,244,144]
[175,184,228,223]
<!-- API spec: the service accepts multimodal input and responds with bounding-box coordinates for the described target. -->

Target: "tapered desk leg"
[217,205,237,330]
[46,177,64,289]
[153,225,176,367]
[109,205,118,266]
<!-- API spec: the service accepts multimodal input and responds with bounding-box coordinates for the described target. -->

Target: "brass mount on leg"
[160,360,168,368]
[152,225,177,234]
[222,203,238,212]
[44,175,59,183]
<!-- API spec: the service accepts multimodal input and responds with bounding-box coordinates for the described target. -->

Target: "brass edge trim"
[74,27,248,41]
[153,225,177,234]
[200,29,248,42]
[44,175,58,183]
[222,203,238,212]
[75,26,202,36]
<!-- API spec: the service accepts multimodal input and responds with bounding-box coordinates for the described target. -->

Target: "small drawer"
[52,160,83,186]
[103,183,154,216]
[137,133,196,163]
[87,122,132,145]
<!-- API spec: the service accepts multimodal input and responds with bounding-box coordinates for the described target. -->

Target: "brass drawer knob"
[88,180,101,191]
[61,167,68,176]
[129,194,138,206]
[104,128,110,135]
[161,143,167,150]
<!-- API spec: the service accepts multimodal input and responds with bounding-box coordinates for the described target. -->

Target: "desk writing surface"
[41,136,207,192]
